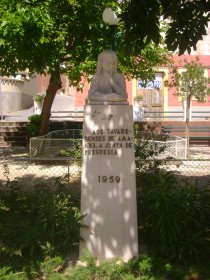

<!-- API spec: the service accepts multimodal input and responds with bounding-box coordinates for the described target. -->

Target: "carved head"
[96,50,118,74]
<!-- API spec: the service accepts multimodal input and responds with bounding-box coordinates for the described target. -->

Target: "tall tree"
[120,0,210,55]
[0,0,104,135]
[168,58,210,156]
[0,0,170,135]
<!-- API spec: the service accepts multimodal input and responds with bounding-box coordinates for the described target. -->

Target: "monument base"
[80,104,138,260]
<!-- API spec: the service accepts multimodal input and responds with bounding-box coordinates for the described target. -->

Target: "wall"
[1,75,39,113]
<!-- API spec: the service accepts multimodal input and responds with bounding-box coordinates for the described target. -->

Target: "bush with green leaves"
[26,114,42,137]
[61,252,210,280]
[66,252,154,280]
[0,183,81,264]
[134,124,168,172]
[0,257,65,280]
[59,139,82,161]
[138,170,210,263]
[0,266,26,280]
[1,254,209,279]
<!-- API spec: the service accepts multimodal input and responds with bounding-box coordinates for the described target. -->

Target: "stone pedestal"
[80,104,138,260]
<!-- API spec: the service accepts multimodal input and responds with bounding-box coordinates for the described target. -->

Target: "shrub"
[138,170,210,263]
[0,257,65,279]
[26,114,42,137]
[134,125,168,172]
[0,183,81,263]
[67,253,155,280]
[58,139,82,161]
[0,266,27,280]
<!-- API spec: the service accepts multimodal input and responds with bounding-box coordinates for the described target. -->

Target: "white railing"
[138,133,188,159]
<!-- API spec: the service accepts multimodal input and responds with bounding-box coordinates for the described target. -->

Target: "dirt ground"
[189,145,210,159]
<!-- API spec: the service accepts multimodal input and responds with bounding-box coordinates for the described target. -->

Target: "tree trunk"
[185,98,191,158]
[39,71,62,136]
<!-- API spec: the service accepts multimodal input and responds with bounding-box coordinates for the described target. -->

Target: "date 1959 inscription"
[98,176,120,183]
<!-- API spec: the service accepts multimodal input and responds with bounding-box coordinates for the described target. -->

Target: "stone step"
[0,120,83,147]
[1,135,28,142]
[0,141,10,147]
[0,131,27,136]
[0,121,28,127]
[0,122,28,147]
[0,140,28,147]
[0,126,27,133]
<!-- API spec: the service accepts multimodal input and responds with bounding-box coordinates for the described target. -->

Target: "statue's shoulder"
[91,73,100,82]
[113,72,125,80]
[92,73,103,79]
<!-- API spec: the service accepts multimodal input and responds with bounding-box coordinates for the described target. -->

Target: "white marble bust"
[88,50,128,103]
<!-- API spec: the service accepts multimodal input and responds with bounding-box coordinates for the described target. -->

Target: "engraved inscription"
[98,176,121,183]
[84,127,133,156]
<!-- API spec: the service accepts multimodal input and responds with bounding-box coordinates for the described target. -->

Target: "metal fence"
[0,158,81,192]
[1,158,210,189]
[140,135,188,159]
[30,129,187,160]
[29,129,82,158]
